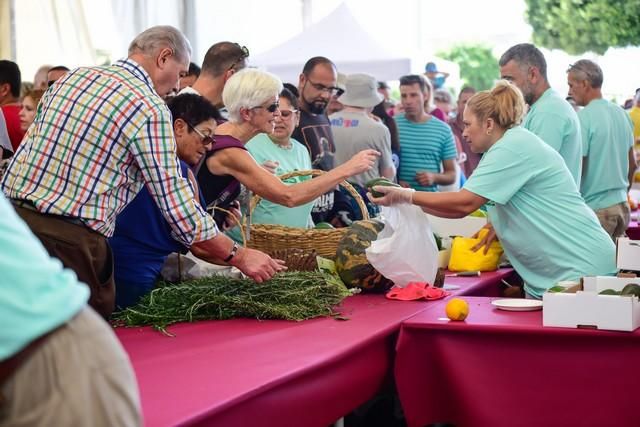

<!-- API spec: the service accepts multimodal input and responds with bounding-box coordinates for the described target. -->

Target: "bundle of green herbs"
[112,271,355,333]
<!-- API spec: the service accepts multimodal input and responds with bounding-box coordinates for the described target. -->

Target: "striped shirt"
[1,59,217,245]
[396,114,457,191]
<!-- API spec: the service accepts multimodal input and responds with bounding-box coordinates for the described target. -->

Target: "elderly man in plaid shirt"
[2,26,285,318]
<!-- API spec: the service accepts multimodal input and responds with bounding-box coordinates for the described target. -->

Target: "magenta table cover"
[627,220,640,240]
[116,294,436,427]
[395,296,640,427]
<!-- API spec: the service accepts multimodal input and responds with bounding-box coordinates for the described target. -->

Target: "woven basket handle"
[249,169,370,221]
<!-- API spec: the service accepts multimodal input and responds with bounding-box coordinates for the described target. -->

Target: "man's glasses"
[187,122,215,146]
[305,77,343,96]
[279,109,298,119]
[252,102,280,113]
[228,44,250,72]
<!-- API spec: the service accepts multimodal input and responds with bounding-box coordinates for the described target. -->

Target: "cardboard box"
[617,238,640,271]
[427,215,486,238]
[543,277,640,332]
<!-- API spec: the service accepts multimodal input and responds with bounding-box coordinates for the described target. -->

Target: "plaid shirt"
[2,59,218,245]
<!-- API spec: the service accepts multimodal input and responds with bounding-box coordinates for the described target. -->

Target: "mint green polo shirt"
[524,88,582,186]
[464,126,616,298]
[0,193,89,360]
[578,98,635,211]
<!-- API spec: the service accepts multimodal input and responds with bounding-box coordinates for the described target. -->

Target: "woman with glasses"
[109,94,222,309]
[196,68,379,230]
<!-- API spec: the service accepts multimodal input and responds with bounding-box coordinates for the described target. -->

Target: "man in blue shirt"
[0,192,140,425]
[499,43,582,186]
[568,59,637,239]
[395,74,457,192]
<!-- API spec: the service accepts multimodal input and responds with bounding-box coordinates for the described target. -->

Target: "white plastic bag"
[366,204,439,287]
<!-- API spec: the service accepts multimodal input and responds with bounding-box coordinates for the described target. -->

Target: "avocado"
[548,285,567,293]
[469,209,487,218]
[598,289,621,296]
[620,283,640,298]
[365,178,400,198]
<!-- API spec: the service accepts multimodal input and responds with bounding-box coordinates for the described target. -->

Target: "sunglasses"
[279,109,298,119]
[252,102,279,113]
[228,44,250,72]
[187,122,215,146]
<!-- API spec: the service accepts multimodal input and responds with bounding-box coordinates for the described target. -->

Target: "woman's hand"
[261,160,279,174]
[471,223,497,255]
[367,185,415,206]
[222,202,242,231]
[341,149,380,176]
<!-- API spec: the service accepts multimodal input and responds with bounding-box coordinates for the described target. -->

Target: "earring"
[486,130,491,136]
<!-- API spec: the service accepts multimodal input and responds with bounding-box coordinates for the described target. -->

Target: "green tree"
[438,44,499,91]
[525,0,640,55]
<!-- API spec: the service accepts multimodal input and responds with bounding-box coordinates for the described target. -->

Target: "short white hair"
[223,68,283,123]
[128,25,192,64]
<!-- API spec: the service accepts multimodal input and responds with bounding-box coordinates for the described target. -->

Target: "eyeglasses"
[305,77,343,96]
[187,122,215,146]
[279,109,298,119]
[228,44,250,72]
[252,102,279,113]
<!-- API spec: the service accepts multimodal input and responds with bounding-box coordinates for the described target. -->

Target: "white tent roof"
[252,4,412,83]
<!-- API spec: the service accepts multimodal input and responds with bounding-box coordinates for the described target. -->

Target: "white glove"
[367,185,415,206]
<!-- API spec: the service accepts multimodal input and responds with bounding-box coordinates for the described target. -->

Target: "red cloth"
[395,296,640,427]
[1,104,24,151]
[386,283,448,301]
[626,220,640,240]
[116,294,432,427]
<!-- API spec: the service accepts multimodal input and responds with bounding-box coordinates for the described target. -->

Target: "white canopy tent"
[252,3,459,86]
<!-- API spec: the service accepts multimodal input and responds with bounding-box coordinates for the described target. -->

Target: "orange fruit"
[445,298,469,321]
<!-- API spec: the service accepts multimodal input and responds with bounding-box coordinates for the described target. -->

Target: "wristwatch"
[224,241,239,263]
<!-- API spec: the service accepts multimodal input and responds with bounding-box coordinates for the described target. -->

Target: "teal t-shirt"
[524,88,582,187]
[0,193,89,360]
[396,114,457,192]
[227,134,314,242]
[464,127,616,298]
[578,98,634,211]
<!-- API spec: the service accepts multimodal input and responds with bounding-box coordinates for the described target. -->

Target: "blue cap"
[425,62,438,73]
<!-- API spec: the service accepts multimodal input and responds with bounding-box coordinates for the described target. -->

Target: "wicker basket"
[241,169,369,262]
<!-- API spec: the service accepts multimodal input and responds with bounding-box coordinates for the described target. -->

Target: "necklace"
[270,137,292,150]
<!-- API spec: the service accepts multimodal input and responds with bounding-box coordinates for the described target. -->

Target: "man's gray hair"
[567,59,603,89]
[128,25,192,63]
[499,43,548,80]
[223,68,283,123]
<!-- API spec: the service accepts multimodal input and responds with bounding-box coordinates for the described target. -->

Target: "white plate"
[491,299,543,311]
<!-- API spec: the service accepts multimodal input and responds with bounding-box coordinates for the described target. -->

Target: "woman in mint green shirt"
[369,80,616,298]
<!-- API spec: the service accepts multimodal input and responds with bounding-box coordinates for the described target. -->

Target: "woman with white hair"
[197,68,379,227]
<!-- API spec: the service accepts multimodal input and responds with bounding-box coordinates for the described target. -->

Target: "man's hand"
[415,171,436,187]
[471,224,497,255]
[231,247,287,283]
[367,185,415,206]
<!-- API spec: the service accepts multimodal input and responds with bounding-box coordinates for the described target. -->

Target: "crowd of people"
[0,25,638,424]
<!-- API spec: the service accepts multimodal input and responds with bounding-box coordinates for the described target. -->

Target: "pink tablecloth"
[395,296,640,427]
[116,294,434,427]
